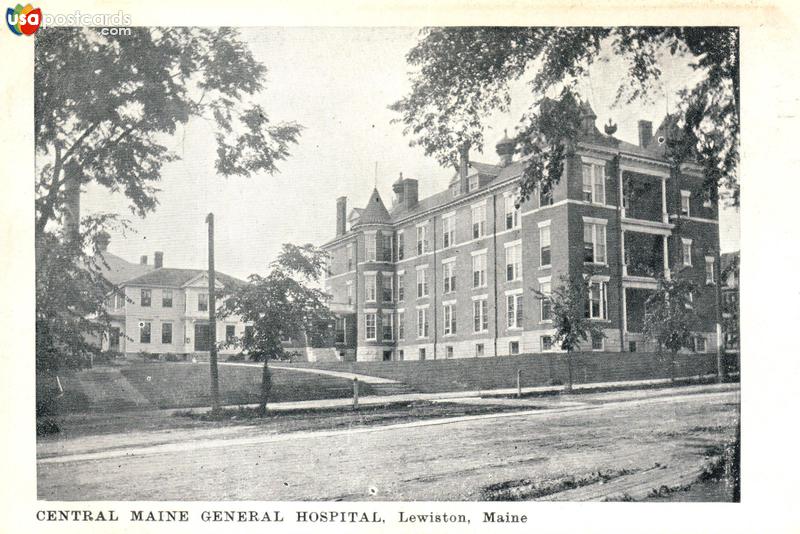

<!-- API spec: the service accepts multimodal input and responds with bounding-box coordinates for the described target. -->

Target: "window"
[505,194,520,229]
[346,243,354,270]
[365,274,377,302]
[507,293,523,329]
[139,322,151,344]
[695,336,707,352]
[162,289,173,308]
[446,346,454,358]
[198,293,208,312]
[581,162,606,204]
[226,325,236,343]
[417,268,428,298]
[419,347,426,360]
[141,289,151,307]
[539,184,553,207]
[509,341,520,355]
[383,312,394,341]
[475,343,485,357]
[346,281,353,304]
[365,313,377,340]
[585,281,608,320]
[443,261,456,293]
[397,231,404,260]
[416,225,428,255]
[443,303,457,335]
[705,256,716,285]
[115,293,125,309]
[399,349,405,361]
[591,333,604,351]
[398,311,405,340]
[335,317,346,344]
[472,252,486,288]
[397,273,405,301]
[583,220,607,264]
[540,280,552,322]
[682,238,693,267]
[442,215,455,248]
[506,242,521,281]
[681,190,691,217]
[417,308,429,338]
[541,336,553,351]
[382,274,393,302]
[539,224,551,267]
[473,298,488,332]
[629,341,638,352]
[382,234,393,262]
[366,233,377,262]
[468,174,479,192]
[471,204,486,239]
[161,322,173,344]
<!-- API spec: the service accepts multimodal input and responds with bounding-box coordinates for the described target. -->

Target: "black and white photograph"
[5,0,800,530]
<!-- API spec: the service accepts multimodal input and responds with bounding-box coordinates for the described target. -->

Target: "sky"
[82,27,740,280]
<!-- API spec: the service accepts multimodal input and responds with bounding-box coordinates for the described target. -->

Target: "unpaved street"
[38,385,739,501]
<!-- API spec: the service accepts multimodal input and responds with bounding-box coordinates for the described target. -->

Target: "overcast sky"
[82,27,740,280]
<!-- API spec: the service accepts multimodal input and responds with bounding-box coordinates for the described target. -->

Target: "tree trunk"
[565,351,574,392]
[258,358,272,417]
[670,351,676,384]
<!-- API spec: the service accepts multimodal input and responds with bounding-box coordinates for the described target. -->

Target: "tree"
[391,27,739,206]
[222,244,333,415]
[35,27,301,371]
[641,274,699,382]
[534,273,605,390]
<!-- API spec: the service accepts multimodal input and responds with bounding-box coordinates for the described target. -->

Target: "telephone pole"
[206,213,221,414]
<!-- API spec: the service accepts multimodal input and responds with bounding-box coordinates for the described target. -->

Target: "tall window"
[365,313,377,340]
[366,234,377,262]
[442,215,455,248]
[443,261,456,293]
[705,256,716,285]
[398,311,405,340]
[140,322,151,343]
[583,221,607,264]
[539,224,551,267]
[582,163,606,204]
[162,289,173,308]
[141,288,152,307]
[682,238,693,267]
[585,281,608,319]
[507,294,523,329]
[540,280,552,321]
[397,273,405,301]
[382,234,393,262]
[681,190,691,217]
[417,308,429,338]
[473,298,488,332]
[397,231,404,260]
[468,174,479,192]
[365,274,377,302]
[505,194,520,229]
[416,224,428,255]
[161,322,173,344]
[198,293,208,312]
[383,311,394,341]
[472,253,486,288]
[443,303,457,335]
[506,243,521,281]
[471,204,486,238]
[335,317,346,344]
[382,274,393,302]
[346,281,353,304]
[226,325,236,343]
[417,268,428,298]
[346,243,354,270]
[539,183,553,207]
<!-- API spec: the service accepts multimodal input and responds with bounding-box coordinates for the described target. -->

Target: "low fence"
[287,351,739,394]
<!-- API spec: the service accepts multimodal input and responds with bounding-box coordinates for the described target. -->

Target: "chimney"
[96,231,110,252]
[140,255,148,265]
[392,172,405,206]
[403,179,419,209]
[638,120,653,148]
[336,196,347,236]
[459,143,470,194]
[154,251,164,269]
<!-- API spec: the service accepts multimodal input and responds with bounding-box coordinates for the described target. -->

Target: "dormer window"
[467,175,479,192]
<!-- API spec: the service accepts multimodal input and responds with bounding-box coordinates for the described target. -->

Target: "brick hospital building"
[321,104,721,362]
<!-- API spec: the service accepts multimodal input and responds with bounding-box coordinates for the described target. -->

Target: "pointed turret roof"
[354,188,391,226]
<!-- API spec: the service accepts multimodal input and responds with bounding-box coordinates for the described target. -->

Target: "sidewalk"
[166,374,738,415]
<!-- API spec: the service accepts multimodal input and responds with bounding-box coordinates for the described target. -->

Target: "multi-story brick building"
[321,105,721,361]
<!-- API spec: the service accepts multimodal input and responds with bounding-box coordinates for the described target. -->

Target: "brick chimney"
[638,120,653,148]
[140,255,148,265]
[403,178,418,209]
[154,251,164,269]
[336,196,347,236]
[459,143,470,194]
[392,172,405,207]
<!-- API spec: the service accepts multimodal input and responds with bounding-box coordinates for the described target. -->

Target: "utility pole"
[206,213,221,414]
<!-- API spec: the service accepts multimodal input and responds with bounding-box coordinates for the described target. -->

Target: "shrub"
[227,353,246,362]
[164,354,181,362]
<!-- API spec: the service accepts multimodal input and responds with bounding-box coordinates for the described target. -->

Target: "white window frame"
[472,251,487,288]
[541,335,554,352]
[443,302,457,336]
[705,256,716,285]
[475,343,485,357]
[382,233,393,262]
[396,231,404,260]
[397,272,405,301]
[471,202,486,239]
[416,224,428,256]
[587,280,608,320]
[416,266,428,298]
[539,276,552,323]
[346,243,354,270]
[504,192,520,230]
[468,174,479,192]
[581,161,606,204]
[505,241,522,281]
[364,273,377,302]
[509,340,521,355]
[582,217,608,265]
[591,333,605,351]
[346,280,353,304]
[416,307,429,338]
[443,259,456,293]
[682,238,693,267]
[473,297,488,333]
[539,221,551,267]
[506,292,523,329]
[382,273,393,302]
[139,321,151,344]
[383,311,394,341]
[365,231,377,262]
[397,310,405,340]
[442,213,455,249]
[365,312,377,340]
[681,190,691,217]
[161,321,173,344]
[162,289,173,308]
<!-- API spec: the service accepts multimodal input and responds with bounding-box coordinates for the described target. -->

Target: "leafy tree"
[534,273,605,390]
[642,274,699,382]
[34,27,301,372]
[392,27,739,205]
[222,244,333,415]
